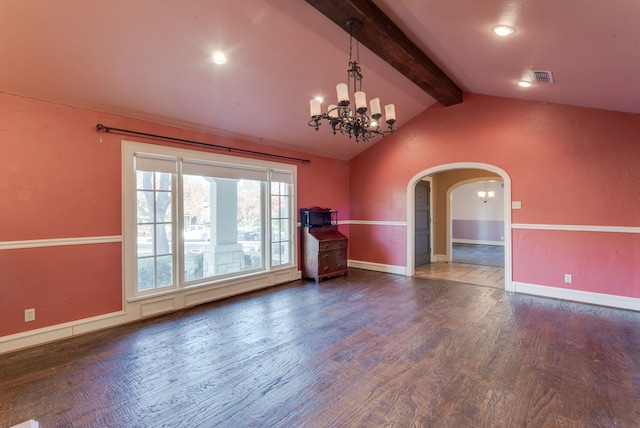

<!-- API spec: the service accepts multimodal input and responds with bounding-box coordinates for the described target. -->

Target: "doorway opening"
[406,163,513,291]
[450,177,505,263]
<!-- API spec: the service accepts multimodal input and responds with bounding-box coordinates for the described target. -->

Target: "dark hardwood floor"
[2,269,640,427]
[452,243,504,268]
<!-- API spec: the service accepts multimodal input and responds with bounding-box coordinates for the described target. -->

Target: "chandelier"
[308,19,397,143]
[478,182,495,203]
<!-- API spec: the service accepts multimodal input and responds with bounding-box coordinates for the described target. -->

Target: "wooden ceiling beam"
[304,0,463,106]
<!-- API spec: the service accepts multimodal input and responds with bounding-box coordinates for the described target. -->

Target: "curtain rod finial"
[96,124,108,132]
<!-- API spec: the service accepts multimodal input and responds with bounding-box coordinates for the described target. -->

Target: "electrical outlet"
[564,274,572,284]
[24,308,35,322]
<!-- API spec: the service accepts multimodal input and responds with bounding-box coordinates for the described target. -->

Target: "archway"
[406,162,513,292]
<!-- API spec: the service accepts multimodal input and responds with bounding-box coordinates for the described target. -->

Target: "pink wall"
[0,245,122,335]
[0,92,349,337]
[512,229,640,295]
[349,225,406,266]
[349,93,640,297]
[4,90,640,338]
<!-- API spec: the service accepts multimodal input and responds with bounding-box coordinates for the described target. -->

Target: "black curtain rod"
[96,124,311,164]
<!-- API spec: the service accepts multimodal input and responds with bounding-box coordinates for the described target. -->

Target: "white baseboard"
[8,271,637,355]
[10,420,39,428]
[0,268,302,355]
[433,254,447,262]
[0,310,130,355]
[348,259,407,275]
[345,263,640,312]
[513,282,640,311]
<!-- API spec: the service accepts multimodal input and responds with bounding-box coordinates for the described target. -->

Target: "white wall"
[452,181,504,244]
[452,181,504,220]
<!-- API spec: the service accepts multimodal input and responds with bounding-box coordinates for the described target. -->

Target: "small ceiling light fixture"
[478,182,495,203]
[517,79,534,88]
[211,51,227,65]
[491,25,517,37]
[308,19,397,143]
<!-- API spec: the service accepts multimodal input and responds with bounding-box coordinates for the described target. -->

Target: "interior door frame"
[406,162,513,292]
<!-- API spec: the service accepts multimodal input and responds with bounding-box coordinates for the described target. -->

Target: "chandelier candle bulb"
[328,104,338,118]
[336,83,349,105]
[354,91,367,112]
[370,98,382,118]
[310,99,321,117]
[385,104,396,123]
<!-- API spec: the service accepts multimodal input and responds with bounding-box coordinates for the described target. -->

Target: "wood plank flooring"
[452,243,504,268]
[415,261,504,289]
[2,269,640,427]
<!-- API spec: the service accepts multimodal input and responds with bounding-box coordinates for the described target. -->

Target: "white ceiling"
[1,0,638,160]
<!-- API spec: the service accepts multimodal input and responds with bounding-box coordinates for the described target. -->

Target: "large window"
[124,142,296,299]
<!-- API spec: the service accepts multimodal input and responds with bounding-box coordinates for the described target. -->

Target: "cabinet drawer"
[318,249,346,273]
[319,239,347,251]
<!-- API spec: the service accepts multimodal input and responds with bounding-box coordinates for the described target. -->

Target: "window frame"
[269,174,293,268]
[123,141,297,301]
[135,168,177,296]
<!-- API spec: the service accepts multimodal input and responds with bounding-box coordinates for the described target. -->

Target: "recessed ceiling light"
[517,80,534,88]
[211,51,227,65]
[491,25,517,37]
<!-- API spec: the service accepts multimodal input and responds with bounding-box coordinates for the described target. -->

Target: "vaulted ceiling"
[1,0,638,160]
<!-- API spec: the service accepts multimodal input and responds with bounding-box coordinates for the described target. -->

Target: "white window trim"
[122,140,299,304]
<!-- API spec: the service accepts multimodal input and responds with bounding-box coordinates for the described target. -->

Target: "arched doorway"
[406,163,513,292]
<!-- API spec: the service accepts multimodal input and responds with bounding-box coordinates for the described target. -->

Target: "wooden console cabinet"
[302,225,348,283]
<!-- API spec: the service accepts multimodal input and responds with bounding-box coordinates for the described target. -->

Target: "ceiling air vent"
[531,70,554,84]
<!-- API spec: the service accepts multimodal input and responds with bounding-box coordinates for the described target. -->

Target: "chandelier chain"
[349,33,353,62]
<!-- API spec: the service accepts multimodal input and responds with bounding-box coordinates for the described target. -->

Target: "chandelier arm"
[308,117,320,131]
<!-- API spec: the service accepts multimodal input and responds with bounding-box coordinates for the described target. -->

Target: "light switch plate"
[512,201,522,209]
